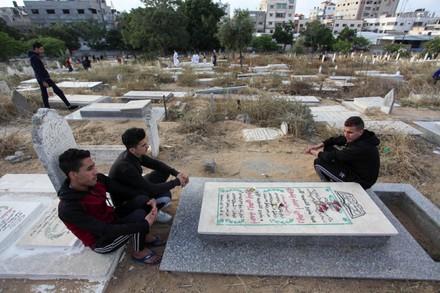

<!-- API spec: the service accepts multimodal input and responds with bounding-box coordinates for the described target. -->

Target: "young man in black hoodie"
[305,116,380,189]
[109,128,189,223]
[57,148,162,264]
[29,42,77,110]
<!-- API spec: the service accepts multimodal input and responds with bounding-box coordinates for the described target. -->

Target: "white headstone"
[381,89,395,114]
[32,109,78,191]
[198,182,398,237]
[332,53,336,63]
[242,128,284,142]
[57,81,103,89]
[280,122,288,135]
[0,201,43,252]
[17,201,79,249]
[146,118,160,158]
[318,65,322,74]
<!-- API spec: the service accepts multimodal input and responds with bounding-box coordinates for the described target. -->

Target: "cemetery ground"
[0,54,440,292]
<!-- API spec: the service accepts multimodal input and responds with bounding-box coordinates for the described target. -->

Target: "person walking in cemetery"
[29,42,77,110]
[433,67,440,84]
[57,148,162,264]
[82,56,91,70]
[212,49,217,66]
[305,116,380,189]
[109,128,189,223]
[65,57,73,72]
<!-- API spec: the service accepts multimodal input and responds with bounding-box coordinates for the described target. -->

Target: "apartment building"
[260,0,296,33]
[335,0,399,20]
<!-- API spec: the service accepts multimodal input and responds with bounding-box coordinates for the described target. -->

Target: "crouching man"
[57,148,161,264]
[305,116,380,189]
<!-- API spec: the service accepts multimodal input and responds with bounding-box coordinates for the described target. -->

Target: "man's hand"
[145,206,158,226]
[177,172,189,187]
[42,81,49,88]
[147,199,157,210]
[305,143,324,155]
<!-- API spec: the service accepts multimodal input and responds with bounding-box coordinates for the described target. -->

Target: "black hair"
[58,148,91,176]
[33,42,43,50]
[344,116,364,130]
[121,128,146,149]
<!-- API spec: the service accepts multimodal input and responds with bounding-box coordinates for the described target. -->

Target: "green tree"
[179,0,225,51]
[105,29,126,50]
[37,23,81,52]
[0,18,23,40]
[272,21,294,50]
[27,37,66,57]
[337,27,356,42]
[0,32,25,61]
[217,9,253,68]
[71,21,106,49]
[251,35,278,52]
[302,20,334,52]
[292,37,306,54]
[120,6,189,55]
[352,36,370,50]
[424,37,440,58]
[333,39,352,53]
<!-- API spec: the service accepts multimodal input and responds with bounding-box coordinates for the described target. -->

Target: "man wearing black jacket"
[57,148,161,264]
[305,116,380,189]
[29,42,77,110]
[109,128,189,223]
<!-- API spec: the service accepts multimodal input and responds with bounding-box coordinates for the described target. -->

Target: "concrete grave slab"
[352,96,384,112]
[32,109,78,191]
[195,86,248,95]
[355,71,404,81]
[19,78,38,85]
[0,174,55,195]
[329,76,357,81]
[0,201,44,252]
[122,91,187,101]
[274,95,320,104]
[310,106,363,125]
[160,178,440,281]
[65,105,164,123]
[49,95,111,106]
[242,128,284,142]
[198,182,397,238]
[56,81,103,89]
[414,121,440,145]
[79,100,152,119]
[381,89,395,114]
[17,200,79,249]
[0,80,10,95]
[11,90,32,115]
[291,75,320,81]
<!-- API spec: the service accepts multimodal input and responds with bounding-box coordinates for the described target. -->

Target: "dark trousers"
[38,79,71,108]
[313,145,350,183]
[94,196,150,254]
[143,170,172,209]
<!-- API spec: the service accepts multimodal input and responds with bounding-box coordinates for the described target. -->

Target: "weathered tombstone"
[381,89,395,114]
[318,65,322,74]
[11,90,32,115]
[0,201,44,252]
[22,66,34,76]
[146,117,160,158]
[32,109,78,191]
[280,122,288,135]
[0,80,10,95]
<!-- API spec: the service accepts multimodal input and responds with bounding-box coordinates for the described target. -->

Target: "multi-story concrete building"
[0,3,31,30]
[260,0,296,34]
[332,19,363,33]
[249,10,266,33]
[310,1,336,21]
[335,0,399,20]
[23,0,118,29]
[362,9,438,34]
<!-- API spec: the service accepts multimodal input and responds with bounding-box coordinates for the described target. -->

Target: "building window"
[268,21,273,25]
[270,30,273,33]
[77,9,85,14]
[270,5,274,9]
[31,9,39,14]
[89,8,97,14]
[275,13,285,18]
[63,9,70,14]
[269,13,273,17]
[46,9,55,14]
[276,3,287,9]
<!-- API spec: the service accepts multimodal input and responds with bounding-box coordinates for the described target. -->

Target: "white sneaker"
[156,210,173,223]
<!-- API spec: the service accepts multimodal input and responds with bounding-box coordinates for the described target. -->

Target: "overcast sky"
[1,0,439,15]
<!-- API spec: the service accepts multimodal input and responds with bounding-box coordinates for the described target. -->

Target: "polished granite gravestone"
[56,81,103,89]
[160,178,440,280]
[242,128,284,142]
[122,91,187,101]
[198,182,397,239]
[273,95,320,104]
[0,201,44,252]
[49,95,111,106]
[17,200,79,249]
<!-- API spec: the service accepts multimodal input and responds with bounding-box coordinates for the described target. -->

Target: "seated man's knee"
[132,209,147,221]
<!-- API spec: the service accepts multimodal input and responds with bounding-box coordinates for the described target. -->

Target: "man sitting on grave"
[57,148,162,264]
[305,116,380,189]
[109,127,189,223]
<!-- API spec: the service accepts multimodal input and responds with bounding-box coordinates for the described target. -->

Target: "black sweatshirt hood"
[28,50,39,58]
[57,174,106,200]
